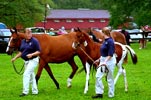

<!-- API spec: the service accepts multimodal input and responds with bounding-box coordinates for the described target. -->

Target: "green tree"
[0,0,56,28]
[52,0,103,9]
[100,0,151,28]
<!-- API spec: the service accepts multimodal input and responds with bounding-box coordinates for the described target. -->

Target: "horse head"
[6,28,23,55]
[72,28,91,49]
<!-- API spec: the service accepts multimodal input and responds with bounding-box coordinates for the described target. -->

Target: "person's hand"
[11,58,16,62]
[101,61,107,66]
[26,54,33,59]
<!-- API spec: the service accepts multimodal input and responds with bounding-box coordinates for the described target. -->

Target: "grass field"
[0,42,151,100]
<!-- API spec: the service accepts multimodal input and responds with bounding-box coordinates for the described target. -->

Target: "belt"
[25,56,37,61]
[29,56,37,60]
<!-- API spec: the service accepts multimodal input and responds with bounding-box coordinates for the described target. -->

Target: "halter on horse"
[72,29,137,94]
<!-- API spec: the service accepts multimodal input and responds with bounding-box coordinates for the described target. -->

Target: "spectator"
[139,26,149,49]
[57,26,68,35]
[49,28,55,36]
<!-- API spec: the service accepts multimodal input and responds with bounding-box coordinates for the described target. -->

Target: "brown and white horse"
[72,29,137,94]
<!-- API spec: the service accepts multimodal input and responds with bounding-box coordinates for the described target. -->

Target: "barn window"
[54,20,60,22]
[77,19,84,22]
[66,19,72,22]
[89,19,95,22]
[100,19,106,22]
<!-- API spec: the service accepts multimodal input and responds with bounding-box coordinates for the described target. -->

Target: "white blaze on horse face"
[6,37,13,52]
[89,35,93,39]
[72,42,76,49]
[83,41,88,47]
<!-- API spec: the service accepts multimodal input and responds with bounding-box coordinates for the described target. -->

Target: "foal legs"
[84,62,91,94]
[114,63,128,92]
[67,58,78,88]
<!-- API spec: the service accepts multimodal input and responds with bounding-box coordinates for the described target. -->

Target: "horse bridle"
[73,41,99,66]
[73,40,109,75]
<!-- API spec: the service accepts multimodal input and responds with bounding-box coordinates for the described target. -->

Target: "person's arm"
[104,39,114,64]
[26,51,40,59]
[11,52,22,62]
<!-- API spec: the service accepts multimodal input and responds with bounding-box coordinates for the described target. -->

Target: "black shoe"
[92,94,103,99]
[19,93,27,97]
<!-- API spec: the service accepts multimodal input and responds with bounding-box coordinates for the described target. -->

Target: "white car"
[0,29,11,42]
[28,27,46,34]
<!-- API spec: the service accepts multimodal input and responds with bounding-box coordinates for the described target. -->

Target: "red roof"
[47,9,110,19]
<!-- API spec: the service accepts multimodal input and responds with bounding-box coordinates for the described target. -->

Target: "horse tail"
[125,45,138,64]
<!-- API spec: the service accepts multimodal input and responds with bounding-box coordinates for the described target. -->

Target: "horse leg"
[67,58,78,88]
[44,64,60,89]
[35,59,59,89]
[35,59,45,85]
[115,63,128,92]
[84,62,91,94]
[122,67,128,92]
[114,63,123,85]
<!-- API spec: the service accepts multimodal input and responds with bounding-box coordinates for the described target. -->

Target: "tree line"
[0,0,151,28]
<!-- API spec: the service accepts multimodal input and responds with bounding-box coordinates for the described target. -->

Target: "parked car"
[0,22,7,29]
[0,29,11,42]
[0,29,11,53]
[28,27,46,34]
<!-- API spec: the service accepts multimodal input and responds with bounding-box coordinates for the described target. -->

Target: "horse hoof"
[84,91,87,94]
[67,85,72,88]
[125,89,128,92]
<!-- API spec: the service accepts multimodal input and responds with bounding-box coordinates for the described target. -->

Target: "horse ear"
[10,27,18,34]
[13,27,17,33]
[74,28,78,32]
[77,27,81,32]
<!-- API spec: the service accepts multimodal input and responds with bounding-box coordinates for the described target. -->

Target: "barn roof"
[47,9,110,19]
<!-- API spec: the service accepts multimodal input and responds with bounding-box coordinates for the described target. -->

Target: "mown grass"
[0,42,151,100]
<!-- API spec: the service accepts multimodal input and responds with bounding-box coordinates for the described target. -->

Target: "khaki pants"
[23,57,39,94]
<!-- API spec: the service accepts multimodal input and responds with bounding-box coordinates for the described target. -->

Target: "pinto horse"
[6,29,85,89]
[73,29,137,94]
[84,29,129,63]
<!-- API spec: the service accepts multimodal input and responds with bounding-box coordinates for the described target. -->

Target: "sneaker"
[19,93,27,97]
[92,94,103,99]
[32,93,38,95]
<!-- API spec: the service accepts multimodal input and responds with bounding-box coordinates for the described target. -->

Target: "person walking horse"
[92,27,116,98]
[11,28,41,97]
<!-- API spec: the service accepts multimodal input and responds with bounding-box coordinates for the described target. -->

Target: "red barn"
[35,9,110,30]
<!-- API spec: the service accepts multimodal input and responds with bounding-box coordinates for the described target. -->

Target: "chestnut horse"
[6,29,85,89]
[84,29,127,45]
[72,29,137,94]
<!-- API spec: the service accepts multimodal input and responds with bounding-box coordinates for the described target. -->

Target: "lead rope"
[11,53,24,75]
[78,46,109,81]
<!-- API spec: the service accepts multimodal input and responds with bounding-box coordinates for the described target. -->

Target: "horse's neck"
[18,33,26,39]
[86,35,100,51]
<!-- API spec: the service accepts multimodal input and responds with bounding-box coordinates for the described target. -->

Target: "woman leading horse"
[6,28,85,89]
[72,28,137,94]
